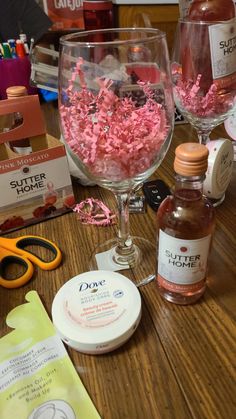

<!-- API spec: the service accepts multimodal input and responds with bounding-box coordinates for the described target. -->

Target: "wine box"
[0,95,75,234]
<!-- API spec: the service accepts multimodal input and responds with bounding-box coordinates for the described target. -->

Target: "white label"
[0,155,71,207]
[209,21,236,79]
[158,230,211,285]
[224,113,236,141]
[64,277,129,328]
[0,335,66,393]
[204,139,234,198]
[215,148,234,192]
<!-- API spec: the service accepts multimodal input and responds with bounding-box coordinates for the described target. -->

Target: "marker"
[15,40,26,58]
[0,43,3,59]
[20,33,29,54]
[29,38,34,56]
[7,39,17,58]
[2,42,12,58]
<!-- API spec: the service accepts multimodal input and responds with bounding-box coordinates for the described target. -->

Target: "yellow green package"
[0,291,100,419]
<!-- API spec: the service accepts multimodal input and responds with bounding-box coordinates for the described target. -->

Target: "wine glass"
[172,19,236,145]
[58,28,174,285]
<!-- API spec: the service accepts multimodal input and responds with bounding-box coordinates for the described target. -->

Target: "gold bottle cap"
[6,86,28,98]
[174,143,209,176]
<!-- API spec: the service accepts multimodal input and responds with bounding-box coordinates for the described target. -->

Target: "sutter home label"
[0,145,75,233]
[209,21,236,81]
[158,230,211,286]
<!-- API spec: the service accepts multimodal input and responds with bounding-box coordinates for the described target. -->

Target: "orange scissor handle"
[0,235,62,270]
[0,247,34,289]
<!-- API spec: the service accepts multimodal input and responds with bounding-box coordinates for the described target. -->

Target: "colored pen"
[2,42,12,58]
[20,34,29,54]
[7,39,17,58]
[15,40,26,58]
[29,38,34,56]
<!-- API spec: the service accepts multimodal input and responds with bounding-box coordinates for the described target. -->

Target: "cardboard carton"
[43,0,84,31]
[0,95,75,234]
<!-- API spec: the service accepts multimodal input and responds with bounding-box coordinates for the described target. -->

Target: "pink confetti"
[173,69,235,118]
[73,198,116,226]
[60,59,169,182]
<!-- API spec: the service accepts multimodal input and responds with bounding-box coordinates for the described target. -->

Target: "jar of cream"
[52,271,142,354]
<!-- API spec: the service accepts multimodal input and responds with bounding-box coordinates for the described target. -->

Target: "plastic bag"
[0,291,100,419]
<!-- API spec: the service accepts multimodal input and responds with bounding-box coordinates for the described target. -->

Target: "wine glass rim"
[60,27,167,47]
[178,17,236,25]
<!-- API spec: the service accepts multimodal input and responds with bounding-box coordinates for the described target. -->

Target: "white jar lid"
[224,114,236,141]
[203,138,234,199]
[52,271,142,354]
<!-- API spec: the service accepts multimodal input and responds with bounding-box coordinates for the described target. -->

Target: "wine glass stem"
[114,192,136,265]
[197,131,211,145]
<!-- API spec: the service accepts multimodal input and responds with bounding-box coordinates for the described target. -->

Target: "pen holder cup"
[0,56,37,100]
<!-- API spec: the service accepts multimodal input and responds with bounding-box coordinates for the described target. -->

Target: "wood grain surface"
[0,102,235,419]
[117,5,179,51]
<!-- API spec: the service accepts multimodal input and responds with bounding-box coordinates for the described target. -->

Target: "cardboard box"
[0,95,75,234]
[43,0,84,31]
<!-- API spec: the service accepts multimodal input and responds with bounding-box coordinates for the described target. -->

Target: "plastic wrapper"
[0,291,100,419]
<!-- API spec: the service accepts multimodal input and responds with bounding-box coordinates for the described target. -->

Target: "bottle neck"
[174,174,205,201]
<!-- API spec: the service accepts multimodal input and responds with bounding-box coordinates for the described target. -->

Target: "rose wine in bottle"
[188,0,235,21]
[157,143,215,305]
[83,1,113,42]
[6,86,31,155]
[182,0,236,93]
[43,181,58,206]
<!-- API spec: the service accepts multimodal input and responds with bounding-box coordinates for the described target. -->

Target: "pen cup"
[0,56,37,99]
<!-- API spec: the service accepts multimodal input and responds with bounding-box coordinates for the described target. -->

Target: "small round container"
[52,271,142,354]
[224,114,236,141]
[203,138,234,199]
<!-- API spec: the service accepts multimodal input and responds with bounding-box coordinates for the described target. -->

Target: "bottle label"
[157,230,211,292]
[208,21,236,88]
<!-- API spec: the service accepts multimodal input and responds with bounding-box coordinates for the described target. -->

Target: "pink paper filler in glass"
[59,29,174,285]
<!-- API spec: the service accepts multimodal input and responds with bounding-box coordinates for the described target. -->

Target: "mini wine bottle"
[6,86,31,155]
[157,143,215,305]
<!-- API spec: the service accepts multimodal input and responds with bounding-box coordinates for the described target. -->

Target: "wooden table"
[1,103,236,419]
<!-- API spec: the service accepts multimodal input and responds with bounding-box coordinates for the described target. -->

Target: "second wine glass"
[59,28,174,284]
[172,19,236,145]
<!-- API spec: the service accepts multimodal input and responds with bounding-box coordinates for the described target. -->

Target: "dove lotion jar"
[52,271,142,354]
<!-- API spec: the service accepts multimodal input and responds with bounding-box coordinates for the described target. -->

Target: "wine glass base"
[88,236,157,288]
[208,193,225,208]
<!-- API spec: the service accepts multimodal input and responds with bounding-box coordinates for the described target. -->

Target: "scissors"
[0,235,62,289]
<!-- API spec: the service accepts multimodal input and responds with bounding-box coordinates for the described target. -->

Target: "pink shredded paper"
[73,198,116,226]
[173,71,235,118]
[60,59,169,182]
